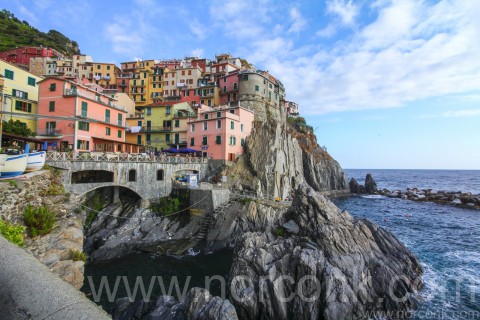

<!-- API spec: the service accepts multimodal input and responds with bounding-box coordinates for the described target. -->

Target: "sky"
[3,0,480,169]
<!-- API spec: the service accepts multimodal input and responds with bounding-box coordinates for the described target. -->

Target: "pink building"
[37,77,140,153]
[187,104,254,162]
[285,101,299,116]
[219,70,239,105]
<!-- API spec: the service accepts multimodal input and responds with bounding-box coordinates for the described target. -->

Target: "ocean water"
[334,169,480,319]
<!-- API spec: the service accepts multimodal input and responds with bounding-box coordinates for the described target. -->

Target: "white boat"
[25,151,46,172]
[0,154,7,174]
[1,154,28,178]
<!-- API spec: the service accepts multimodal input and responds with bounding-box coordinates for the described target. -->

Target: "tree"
[2,119,36,137]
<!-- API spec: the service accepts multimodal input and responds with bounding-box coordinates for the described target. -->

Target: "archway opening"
[72,170,114,184]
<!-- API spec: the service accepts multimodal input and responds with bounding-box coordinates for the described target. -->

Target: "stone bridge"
[46,152,209,202]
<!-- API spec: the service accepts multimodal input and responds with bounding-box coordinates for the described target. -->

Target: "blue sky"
[4,0,480,169]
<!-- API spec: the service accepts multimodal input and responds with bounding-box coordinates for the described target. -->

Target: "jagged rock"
[112,288,238,320]
[364,174,378,194]
[282,220,299,234]
[229,185,422,320]
[349,178,361,193]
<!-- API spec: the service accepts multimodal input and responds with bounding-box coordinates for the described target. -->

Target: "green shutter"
[49,101,55,111]
[118,113,123,126]
[15,100,21,110]
[118,130,122,138]
[28,77,36,86]
[81,102,88,117]
[190,138,195,146]
[27,103,32,113]
[216,136,221,144]
[230,121,234,129]
[5,69,14,79]
[86,141,90,150]
[77,140,81,149]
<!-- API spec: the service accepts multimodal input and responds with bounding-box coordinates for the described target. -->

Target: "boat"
[0,154,7,174]
[25,151,46,172]
[1,154,28,178]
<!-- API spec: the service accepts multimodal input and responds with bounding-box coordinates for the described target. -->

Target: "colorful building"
[141,101,196,151]
[0,60,42,132]
[285,101,299,116]
[73,54,94,81]
[238,69,286,112]
[36,77,139,153]
[0,46,63,68]
[187,103,254,162]
[219,70,239,105]
[91,62,120,90]
[126,113,145,149]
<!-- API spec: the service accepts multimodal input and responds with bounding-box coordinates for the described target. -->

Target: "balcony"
[173,112,196,119]
[64,89,125,110]
[93,75,101,81]
[143,126,171,132]
[103,76,111,80]
[168,140,187,146]
[119,83,127,87]
[176,82,187,88]
[37,129,62,137]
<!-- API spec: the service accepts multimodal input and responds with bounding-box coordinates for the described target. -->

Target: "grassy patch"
[69,249,87,262]
[273,227,285,237]
[238,197,254,205]
[23,204,56,237]
[150,191,190,217]
[0,219,25,246]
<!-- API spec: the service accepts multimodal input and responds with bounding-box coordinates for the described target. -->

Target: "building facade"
[0,60,42,132]
[36,77,136,153]
[187,104,254,161]
[0,46,63,68]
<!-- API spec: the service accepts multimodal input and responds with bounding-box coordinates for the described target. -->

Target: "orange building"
[36,77,140,153]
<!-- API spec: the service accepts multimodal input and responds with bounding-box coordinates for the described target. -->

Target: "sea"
[83,169,480,319]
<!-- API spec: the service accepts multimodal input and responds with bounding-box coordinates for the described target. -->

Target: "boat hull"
[26,151,46,172]
[1,154,28,178]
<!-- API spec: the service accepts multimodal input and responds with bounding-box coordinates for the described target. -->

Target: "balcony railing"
[45,151,208,163]
[173,112,196,118]
[64,89,125,110]
[143,126,171,132]
[37,129,62,136]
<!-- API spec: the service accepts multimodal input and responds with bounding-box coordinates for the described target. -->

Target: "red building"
[0,46,63,67]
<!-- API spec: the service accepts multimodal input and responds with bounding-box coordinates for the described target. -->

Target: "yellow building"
[123,60,165,107]
[91,62,120,90]
[126,114,145,150]
[0,60,42,132]
[142,101,195,151]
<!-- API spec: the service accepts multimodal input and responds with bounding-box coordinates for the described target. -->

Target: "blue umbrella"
[178,147,201,153]
[163,147,179,153]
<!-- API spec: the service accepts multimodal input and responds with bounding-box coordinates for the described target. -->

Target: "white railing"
[46,152,208,164]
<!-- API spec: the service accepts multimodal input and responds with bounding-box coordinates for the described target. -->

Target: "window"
[190,138,195,146]
[230,121,234,130]
[105,109,110,123]
[137,135,142,145]
[5,69,14,80]
[241,124,244,132]
[269,83,273,89]
[217,119,222,129]
[97,65,101,69]
[190,123,195,132]
[208,99,212,106]
[166,106,171,115]
[233,83,237,90]
[241,138,245,146]
[202,136,207,145]
[269,92,272,100]
[223,86,226,92]
[81,101,88,117]
[15,101,32,112]
[107,65,111,70]
[146,107,151,115]
[242,74,248,81]
[77,140,90,150]
[118,113,123,126]
[12,89,28,99]
[230,109,234,114]
[46,121,56,134]
[49,101,55,112]
[182,70,185,75]
[157,170,164,181]
[106,127,111,135]
[128,169,136,182]
[215,135,221,144]
[188,70,191,75]
[166,134,170,142]
[118,130,122,138]
[203,122,208,130]
[204,114,209,120]
[146,133,151,143]
[217,111,221,118]
[78,121,90,131]
[230,136,237,145]
[175,119,179,128]
[153,84,156,88]
[27,77,36,86]
[174,133,179,144]
[255,85,259,92]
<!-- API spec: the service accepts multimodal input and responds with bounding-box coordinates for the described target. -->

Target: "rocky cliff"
[229,185,423,319]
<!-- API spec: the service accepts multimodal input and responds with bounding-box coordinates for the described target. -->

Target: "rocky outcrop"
[0,170,86,289]
[111,288,238,320]
[365,174,377,194]
[229,185,423,320]
[378,188,480,209]
[349,178,363,193]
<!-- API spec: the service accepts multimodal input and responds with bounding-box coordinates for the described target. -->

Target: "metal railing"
[37,129,62,136]
[46,152,208,164]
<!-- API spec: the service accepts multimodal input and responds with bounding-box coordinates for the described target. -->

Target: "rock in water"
[229,185,422,320]
[365,174,378,194]
[349,178,360,193]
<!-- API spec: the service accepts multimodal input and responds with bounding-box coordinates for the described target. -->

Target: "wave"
[444,251,480,264]
[419,263,445,302]
[360,195,386,199]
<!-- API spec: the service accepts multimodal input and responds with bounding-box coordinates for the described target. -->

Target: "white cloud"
[326,0,359,26]
[188,19,207,40]
[105,20,144,56]
[288,7,307,33]
[316,23,337,38]
[443,109,480,118]
[191,48,204,58]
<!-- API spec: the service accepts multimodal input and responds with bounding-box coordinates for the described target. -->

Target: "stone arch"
[78,185,142,200]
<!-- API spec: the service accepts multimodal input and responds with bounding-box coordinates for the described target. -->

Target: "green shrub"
[69,249,87,262]
[274,227,285,237]
[85,192,105,227]
[23,205,56,237]
[0,219,25,246]
[46,182,65,195]
[238,197,254,205]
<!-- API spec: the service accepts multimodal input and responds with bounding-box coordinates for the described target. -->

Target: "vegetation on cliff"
[0,9,80,55]
[0,219,25,246]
